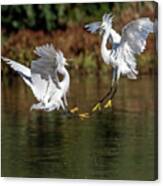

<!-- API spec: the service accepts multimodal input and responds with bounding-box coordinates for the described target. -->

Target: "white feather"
[2,44,70,112]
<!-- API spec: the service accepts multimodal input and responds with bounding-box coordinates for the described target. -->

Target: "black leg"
[99,86,113,103]
[99,67,118,103]
[107,82,118,100]
[92,68,118,112]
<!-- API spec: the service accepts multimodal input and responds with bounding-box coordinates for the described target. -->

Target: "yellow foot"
[70,106,79,113]
[92,102,102,112]
[78,112,90,120]
[104,99,112,109]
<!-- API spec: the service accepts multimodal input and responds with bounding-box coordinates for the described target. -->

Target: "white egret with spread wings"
[2,44,70,112]
[85,14,154,112]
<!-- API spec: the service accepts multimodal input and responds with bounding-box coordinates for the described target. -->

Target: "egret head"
[100,13,113,35]
[57,50,68,69]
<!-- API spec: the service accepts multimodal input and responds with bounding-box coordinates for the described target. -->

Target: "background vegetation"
[1,2,157,75]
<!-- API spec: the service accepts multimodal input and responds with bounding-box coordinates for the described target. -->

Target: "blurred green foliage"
[1,3,112,31]
[2,2,155,32]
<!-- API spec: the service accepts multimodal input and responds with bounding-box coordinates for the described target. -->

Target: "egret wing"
[114,18,154,78]
[85,21,101,33]
[1,56,31,77]
[120,17,154,54]
[31,44,60,101]
[1,57,32,87]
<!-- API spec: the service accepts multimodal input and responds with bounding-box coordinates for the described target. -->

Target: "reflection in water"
[1,74,157,180]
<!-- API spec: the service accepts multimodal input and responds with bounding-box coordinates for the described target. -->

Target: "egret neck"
[101,29,112,65]
[59,67,70,94]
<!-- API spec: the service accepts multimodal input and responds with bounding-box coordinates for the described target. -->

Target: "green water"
[1,74,157,180]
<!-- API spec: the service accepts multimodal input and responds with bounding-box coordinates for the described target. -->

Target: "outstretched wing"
[1,57,32,88]
[115,18,154,79]
[31,44,60,101]
[120,17,154,54]
[84,21,101,33]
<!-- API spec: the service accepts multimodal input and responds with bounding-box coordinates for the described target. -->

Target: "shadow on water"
[1,74,157,180]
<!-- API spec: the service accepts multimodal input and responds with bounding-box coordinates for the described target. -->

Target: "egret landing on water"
[85,13,155,112]
[2,44,89,119]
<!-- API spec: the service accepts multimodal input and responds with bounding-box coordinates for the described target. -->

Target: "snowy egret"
[85,13,154,111]
[2,44,71,112]
[2,44,90,119]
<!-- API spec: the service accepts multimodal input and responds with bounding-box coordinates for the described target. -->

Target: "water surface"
[1,74,157,180]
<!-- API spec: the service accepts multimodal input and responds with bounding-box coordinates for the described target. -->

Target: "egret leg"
[99,86,114,103]
[69,106,90,120]
[92,102,102,112]
[104,82,117,108]
[100,68,117,102]
[59,100,66,111]
[92,68,117,112]
[104,68,119,109]
[104,99,112,108]
[92,85,114,112]
[78,112,90,120]
[70,106,79,113]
